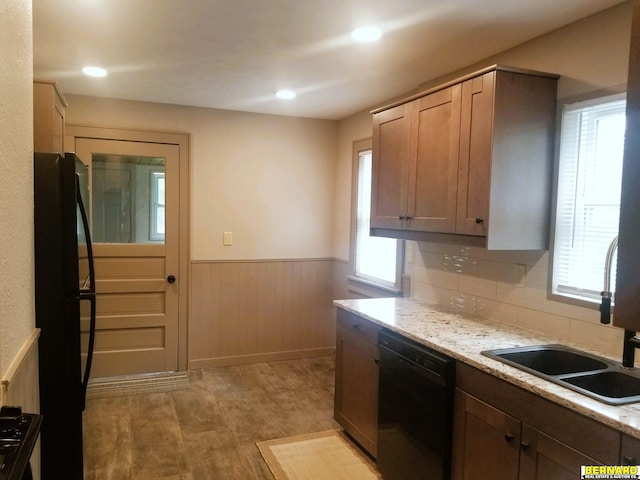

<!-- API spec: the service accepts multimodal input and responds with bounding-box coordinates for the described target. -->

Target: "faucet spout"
[600,236,618,324]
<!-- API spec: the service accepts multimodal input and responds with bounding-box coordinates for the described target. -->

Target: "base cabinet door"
[334,309,380,456]
[621,435,640,466]
[452,390,520,480]
[453,390,604,480]
[519,425,599,480]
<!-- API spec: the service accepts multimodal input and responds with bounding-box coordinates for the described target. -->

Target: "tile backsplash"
[406,241,625,360]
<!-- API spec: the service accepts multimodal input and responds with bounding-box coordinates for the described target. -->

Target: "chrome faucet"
[599,236,618,325]
[599,235,640,368]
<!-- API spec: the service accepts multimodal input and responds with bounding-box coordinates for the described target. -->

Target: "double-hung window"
[349,139,403,296]
[551,93,626,303]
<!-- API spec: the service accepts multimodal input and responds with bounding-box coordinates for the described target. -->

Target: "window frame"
[348,138,404,297]
[549,88,626,308]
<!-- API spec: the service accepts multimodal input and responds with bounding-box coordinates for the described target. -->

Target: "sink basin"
[482,344,640,405]
[563,371,640,401]
[487,345,608,376]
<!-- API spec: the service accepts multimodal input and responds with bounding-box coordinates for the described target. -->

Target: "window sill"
[548,290,614,314]
[347,275,402,298]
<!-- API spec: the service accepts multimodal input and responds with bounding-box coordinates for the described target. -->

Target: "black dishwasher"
[377,330,455,480]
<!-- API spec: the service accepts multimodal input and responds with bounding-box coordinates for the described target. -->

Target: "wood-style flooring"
[83,356,338,479]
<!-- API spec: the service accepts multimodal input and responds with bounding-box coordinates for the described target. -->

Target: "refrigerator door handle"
[76,175,97,410]
[79,292,96,410]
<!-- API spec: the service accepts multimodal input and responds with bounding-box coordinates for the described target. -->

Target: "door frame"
[66,124,190,372]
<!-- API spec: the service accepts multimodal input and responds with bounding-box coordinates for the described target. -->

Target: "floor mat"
[257,430,381,480]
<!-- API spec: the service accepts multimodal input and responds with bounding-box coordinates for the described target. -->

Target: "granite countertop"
[334,296,640,439]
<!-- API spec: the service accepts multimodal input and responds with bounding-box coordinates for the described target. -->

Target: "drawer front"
[337,308,380,345]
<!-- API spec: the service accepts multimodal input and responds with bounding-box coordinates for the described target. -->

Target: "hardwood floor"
[83,356,338,479]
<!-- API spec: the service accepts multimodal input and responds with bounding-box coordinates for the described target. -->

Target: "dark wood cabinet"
[453,363,619,480]
[621,434,640,466]
[519,425,598,480]
[334,308,380,457]
[453,390,521,480]
[370,66,558,250]
[615,0,640,332]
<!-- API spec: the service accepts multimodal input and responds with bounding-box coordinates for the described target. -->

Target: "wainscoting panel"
[190,259,337,368]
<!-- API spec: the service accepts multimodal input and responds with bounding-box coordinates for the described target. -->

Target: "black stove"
[0,407,42,480]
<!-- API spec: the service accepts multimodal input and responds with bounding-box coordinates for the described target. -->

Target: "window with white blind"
[551,93,626,303]
[349,139,402,295]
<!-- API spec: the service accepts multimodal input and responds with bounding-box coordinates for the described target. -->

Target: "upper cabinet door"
[371,103,412,229]
[456,72,495,237]
[369,65,557,249]
[408,84,462,233]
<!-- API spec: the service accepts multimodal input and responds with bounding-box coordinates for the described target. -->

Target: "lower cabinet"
[333,311,640,473]
[453,363,620,480]
[334,308,380,457]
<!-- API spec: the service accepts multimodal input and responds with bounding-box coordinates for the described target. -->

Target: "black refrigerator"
[34,152,97,479]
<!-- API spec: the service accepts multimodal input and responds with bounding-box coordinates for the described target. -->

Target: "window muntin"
[552,93,626,302]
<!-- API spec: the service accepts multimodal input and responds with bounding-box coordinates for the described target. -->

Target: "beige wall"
[333,2,632,358]
[0,0,36,378]
[65,96,338,261]
[64,2,633,364]
[1,0,41,476]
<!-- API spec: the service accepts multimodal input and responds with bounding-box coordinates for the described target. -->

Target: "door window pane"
[91,154,166,243]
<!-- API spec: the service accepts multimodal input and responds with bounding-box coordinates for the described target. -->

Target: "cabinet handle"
[399,216,406,220]
[520,442,530,451]
[352,324,360,330]
[623,456,636,465]
[406,216,413,220]
[504,433,514,442]
[475,217,484,224]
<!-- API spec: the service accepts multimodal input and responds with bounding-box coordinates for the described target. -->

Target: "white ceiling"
[33,0,626,120]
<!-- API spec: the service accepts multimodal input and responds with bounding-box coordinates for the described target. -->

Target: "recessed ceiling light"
[276,90,296,100]
[82,66,107,77]
[351,26,382,43]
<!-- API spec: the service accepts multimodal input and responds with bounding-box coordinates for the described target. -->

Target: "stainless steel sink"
[482,344,640,405]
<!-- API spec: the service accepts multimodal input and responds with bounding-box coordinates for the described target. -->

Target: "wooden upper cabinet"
[614,0,640,332]
[456,72,494,236]
[370,65,558,250]
[34,81,68,154]
[371,103,412,230]
[410,84,461,233]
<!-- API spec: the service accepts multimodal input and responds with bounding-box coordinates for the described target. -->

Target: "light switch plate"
[223,231,232,246]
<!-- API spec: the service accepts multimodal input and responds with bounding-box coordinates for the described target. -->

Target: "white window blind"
[355,150,397,284]
[552,93,626,302]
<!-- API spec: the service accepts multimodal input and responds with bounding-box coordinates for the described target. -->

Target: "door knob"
[167,275,176,284]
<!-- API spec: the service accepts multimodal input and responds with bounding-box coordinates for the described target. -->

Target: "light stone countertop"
[334,296,640,440]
